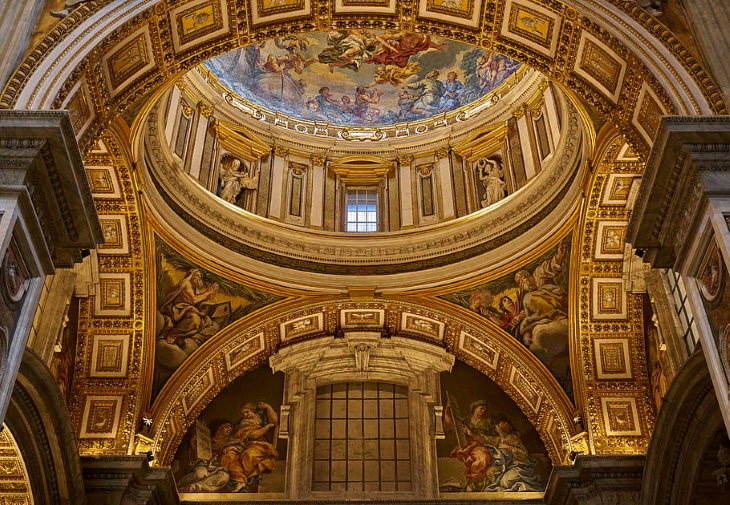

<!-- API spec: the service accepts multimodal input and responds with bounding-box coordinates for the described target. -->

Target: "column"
[0,111,101,424]
[164,86,182,145]
[515,107,538,179]
[187,103,211,180]
[543,84,561,149]
[309,155,325,229]
[0,3,44,89]
[679,0,730,101]
[628,116,730,435]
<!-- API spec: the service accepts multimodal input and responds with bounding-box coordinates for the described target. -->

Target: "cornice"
[627,116,730,269]
[139,93,585,282]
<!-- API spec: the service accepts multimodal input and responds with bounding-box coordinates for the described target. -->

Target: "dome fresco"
[203,30,521,127]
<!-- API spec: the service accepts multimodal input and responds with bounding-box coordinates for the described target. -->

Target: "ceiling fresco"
[203,30,520,126]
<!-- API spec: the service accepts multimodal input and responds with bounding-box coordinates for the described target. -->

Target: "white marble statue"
[477,157,506,208]
[219,156,257,204]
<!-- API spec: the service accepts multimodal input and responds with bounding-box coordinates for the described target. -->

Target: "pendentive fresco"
[441,238,572,397]
[153,238,282,399]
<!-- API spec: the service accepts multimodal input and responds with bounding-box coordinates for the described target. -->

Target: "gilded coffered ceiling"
[2,0,725,155]
[3,0,724,486]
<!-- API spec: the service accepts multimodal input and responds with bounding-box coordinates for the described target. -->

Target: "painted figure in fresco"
[397,89,421,120]
[220,402,279,492]
[404,70,446,115]
[354,86,384,122]
[369,62,423,88]
[489,421,543,491]
[318,30,379,72]
[339,95,356,117]
[497,295,524,334]
[156,269,230,381]
[475,52,518,93]
[219,156,257,204]
[315,86,346,122]
[439,71,465,110]
[477,157,507,208]
[178,423,236,492]
[462,241,570,394]
[469,289,519,333]
[366,31,445,68]
[177,458,231,492]
[444,398,543,491]
[444,398,500,490]
[513,241,570,391]
[273,35,310,54]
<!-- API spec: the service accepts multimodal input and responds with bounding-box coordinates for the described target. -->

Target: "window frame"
[342,185,383,233]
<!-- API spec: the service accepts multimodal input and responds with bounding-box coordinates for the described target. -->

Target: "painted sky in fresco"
[204,31,521,126]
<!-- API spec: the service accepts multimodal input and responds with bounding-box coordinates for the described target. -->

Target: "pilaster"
[628,116,730,435]
[0,110,102,424]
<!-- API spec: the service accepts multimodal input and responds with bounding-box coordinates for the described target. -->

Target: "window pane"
[346,189,378,232]
[314,382,411,493]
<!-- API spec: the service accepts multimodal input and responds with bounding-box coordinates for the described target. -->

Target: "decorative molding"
[629,117,730,269]
[152,298,578,467]
[328,155,394,184]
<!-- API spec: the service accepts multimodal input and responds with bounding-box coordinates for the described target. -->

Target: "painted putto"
[203,31,520,126]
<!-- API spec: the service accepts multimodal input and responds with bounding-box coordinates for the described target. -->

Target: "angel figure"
[368,62,422,87]
[477,157,506,208]
[219,156,257,204]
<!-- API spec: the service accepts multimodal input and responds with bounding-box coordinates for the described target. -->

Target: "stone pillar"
[0,111,101,424]
[187,103,211,180]
[628,116,730,435]
[269,147,287,219]
[434,148,454,219]
[515,108,537,179]
[678,0,730,101]
[0,2,44,89]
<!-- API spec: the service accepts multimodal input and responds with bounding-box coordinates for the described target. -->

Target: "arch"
[150,297,578,468]
[641,351,724,505]
[0,0,724,158]
[5,349,85,505]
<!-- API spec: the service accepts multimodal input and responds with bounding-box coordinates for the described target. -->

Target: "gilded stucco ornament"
[4,0,723,464]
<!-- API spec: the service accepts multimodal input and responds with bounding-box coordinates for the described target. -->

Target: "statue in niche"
[218,155,257,205]
[476,157,506,208]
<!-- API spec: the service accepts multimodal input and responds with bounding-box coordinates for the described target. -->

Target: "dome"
[138,31,586,291]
